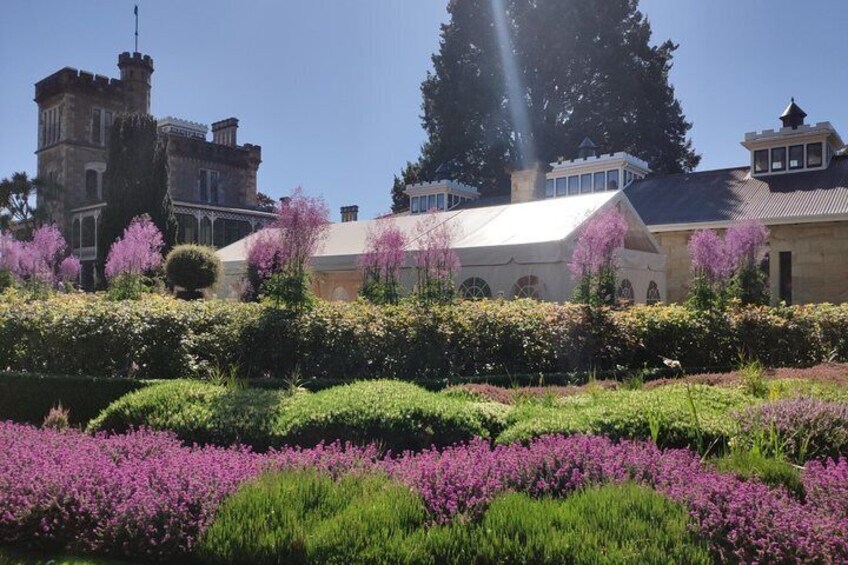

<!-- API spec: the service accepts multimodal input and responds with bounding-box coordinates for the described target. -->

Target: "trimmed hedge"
[0,373,151,426]
[199,471,711,565]
[88,380,510,451]
[3,295,847,380]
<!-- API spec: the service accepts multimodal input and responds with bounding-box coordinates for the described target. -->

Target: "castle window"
[580,173,592,193]
[807,143,823,168]
[607,169,619,190]
[198,169,220,203]
[459,277,492,300]
[753,150,769,173]
[770,147,786,172]
[567,175,579,195]
[512,275,541,299]
[593,171,606,192]
[788,145,804,170]
[81,216,96,248]
[85,169,99,200]
[555,177,567,197]
[40,105,62,147]
[199,217,213,245]
[90,108,112,146]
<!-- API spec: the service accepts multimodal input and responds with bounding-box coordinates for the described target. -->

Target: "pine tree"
[400,0,700,201]
[99,113,177,272]
[390,161,423,213]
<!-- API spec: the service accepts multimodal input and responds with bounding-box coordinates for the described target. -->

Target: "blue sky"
[1,1,846,221]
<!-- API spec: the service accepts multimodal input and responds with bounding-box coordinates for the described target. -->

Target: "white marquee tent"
[216,191,667,303]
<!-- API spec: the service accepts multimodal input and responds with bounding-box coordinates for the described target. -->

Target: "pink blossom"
[246,227,287,280]
[688,228,731,282]
[275,187,330,274]
[18,224,69,285]
[568,208,628,278]
[725,220,769,270]
[104,215,164,280]
[414,210,460,279]
[0,231,23,277]
[358,218,407,279]
[58,255,81,283]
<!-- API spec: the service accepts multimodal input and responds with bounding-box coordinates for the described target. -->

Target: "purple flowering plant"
[104,215,165,299]
[414,210,461,304]
[568,207,628,306]
[359,218,407,304]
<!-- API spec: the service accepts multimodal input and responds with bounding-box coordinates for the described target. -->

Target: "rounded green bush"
[164,244,221,294]
[198,470,426,565]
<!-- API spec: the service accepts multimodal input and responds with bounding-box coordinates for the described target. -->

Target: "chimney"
[340,205,359,223]
[211,117,239,146]
[510,162,547,203]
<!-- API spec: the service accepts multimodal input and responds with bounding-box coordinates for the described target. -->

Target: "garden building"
[217,189,667,303]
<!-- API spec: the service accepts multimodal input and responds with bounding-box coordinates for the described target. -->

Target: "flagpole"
[134,5,139,52]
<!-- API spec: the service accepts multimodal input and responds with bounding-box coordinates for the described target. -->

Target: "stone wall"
[654,221,848,305]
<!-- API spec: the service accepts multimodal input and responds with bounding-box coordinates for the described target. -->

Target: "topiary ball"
[165,244,221,297]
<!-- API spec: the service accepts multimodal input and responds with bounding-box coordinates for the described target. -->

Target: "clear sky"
[1,1,846,221]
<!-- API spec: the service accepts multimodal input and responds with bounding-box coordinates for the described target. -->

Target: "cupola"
[543,138,650,199]
[742,99,844,177]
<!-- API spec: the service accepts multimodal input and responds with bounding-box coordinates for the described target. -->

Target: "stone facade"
[34,51,274,287]
[654,221,848,305]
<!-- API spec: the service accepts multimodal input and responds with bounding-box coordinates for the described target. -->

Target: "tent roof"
[218,190,655,270]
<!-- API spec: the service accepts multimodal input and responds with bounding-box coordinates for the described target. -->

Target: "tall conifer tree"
[397,0,699,202]
[99,113,177,272]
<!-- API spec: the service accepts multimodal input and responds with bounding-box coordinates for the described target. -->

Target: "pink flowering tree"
[104,215,165,299]
[10,224,79,294]
[0,231,24,291]
[58,256,81,286]
[568,208,628,306]
[725,220,770,305]
[245,188,329,309]
[358,218,407,304]
[688,219,769,309]
[413,210,460,305]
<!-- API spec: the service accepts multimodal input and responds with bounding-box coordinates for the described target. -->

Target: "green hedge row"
[3,294,847,380]
[199,471,710,565]
[0,373,151,426]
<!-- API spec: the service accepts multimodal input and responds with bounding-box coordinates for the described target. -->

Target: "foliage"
[90,380,506,452]
[0,231,23,291]
[104,215,164,299]
[413,211,460,305]
[0,172,60,237]
[569,208,627,306]
[41,402,70,431]
[0,423,266,561]
[245,228,287,301]
[99,113,177,278]
[402,0,699,203]
[390,161,423,213]
[165,244,221,295]
[733,398,848,464]
[359,218,406,304]
[712,449,803,497]
[495,383,752,449]
[0,373,151,426]
[199,471,426,565]
[3,296,848,380]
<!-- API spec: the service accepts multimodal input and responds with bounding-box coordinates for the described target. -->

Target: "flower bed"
[1,423,846,563]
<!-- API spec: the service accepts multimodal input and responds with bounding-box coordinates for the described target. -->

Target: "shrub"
[87,380,290,450]
[273,380,504,452]
[88,380,509,452]
[0,373,150,426]
[2,296,848,380]
[199,470,425,565]
[733,397,848,464]
[712,449,803,497]
[496,384,753,448]
[165,244,221,298]
[42,402,70,431]
[104,215,164,300]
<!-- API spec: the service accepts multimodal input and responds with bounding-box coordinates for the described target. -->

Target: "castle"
[34,51,275,287]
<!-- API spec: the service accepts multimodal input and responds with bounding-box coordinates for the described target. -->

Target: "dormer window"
[607,170,619,190]
[754,150,769,174]
[770,147,786,172]
[788,145,804,170]
[545,179,554,198]
[807,143,823,167]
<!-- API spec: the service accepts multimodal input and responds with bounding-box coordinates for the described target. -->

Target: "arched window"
[647,281,661,305]
[512,275,541,299]
[458,277,492,300]
[85,169,99,200]
[618,279,634,303]
[331,286,350,301]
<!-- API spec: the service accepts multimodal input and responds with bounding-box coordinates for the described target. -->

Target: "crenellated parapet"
[34,67,126,103]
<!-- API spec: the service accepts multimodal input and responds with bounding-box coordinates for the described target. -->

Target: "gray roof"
[625,155,848,228]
